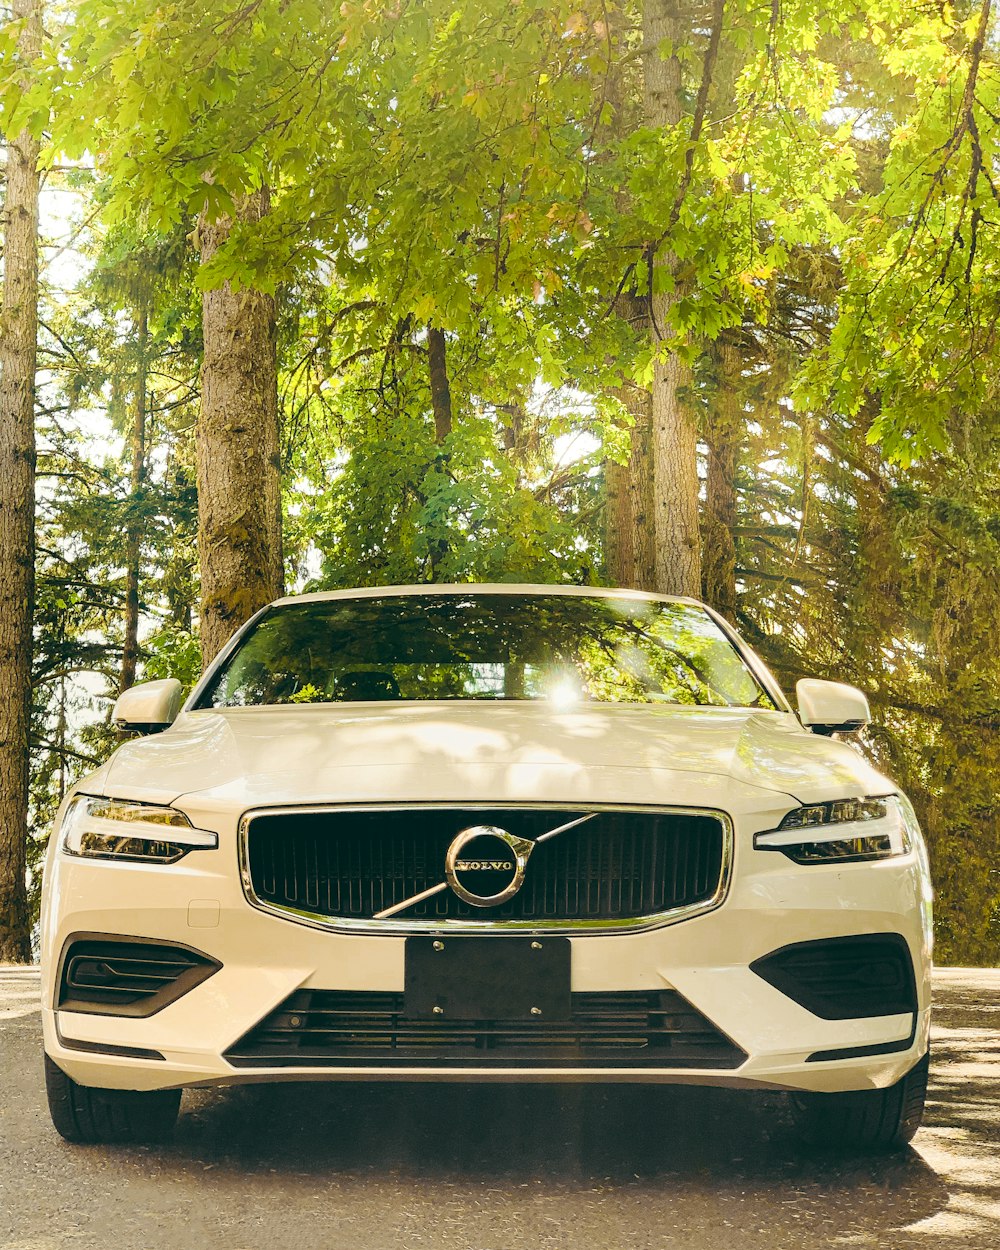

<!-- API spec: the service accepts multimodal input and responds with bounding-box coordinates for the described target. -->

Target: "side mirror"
[796,678,870,736]
[112,679,183,735]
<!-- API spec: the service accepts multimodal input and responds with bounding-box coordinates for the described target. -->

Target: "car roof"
[272,583,706,608]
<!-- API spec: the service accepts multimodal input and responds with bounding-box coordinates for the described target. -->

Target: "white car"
[40,585,932,1150]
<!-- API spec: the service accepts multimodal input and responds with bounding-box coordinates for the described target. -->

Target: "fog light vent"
[750,934,917,1020]
[57,935,220,1018]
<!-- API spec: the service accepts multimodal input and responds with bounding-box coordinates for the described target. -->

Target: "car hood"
[90,702,895,817]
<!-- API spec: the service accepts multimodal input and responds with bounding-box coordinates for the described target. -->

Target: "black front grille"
[244,807,726,924]
[225,988,746,1069]
[750,934,917,1020]
[57,935,220,1017]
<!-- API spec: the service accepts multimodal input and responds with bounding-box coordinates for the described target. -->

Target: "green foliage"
[6,0,1000,962]
[806,0,1000,461]
[142,624,202,691]
[21,203,202,913]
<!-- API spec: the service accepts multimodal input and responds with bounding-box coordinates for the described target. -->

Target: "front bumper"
[40,804,932,1095]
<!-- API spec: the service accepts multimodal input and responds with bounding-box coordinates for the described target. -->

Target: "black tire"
[792,1050,929,1153]
[44,1054,181,1145]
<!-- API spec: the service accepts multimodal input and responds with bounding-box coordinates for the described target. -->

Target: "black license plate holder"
[404,936,571,1020]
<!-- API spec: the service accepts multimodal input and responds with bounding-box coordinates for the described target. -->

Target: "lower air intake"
[750,933,917,1020]
[57,935,220,1018]
[225,988,747,1069]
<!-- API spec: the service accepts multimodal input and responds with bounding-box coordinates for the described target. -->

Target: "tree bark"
[425,325,455,580]
[605,455,631,586]
[119,303,147,693]
[497,401,525,457]
[627,387,656,590]
[0,0,42,963]
[197,189,284,666]
[701,331,740,616]
[605,377,655,589]
[643,0,702,598]
[600,20,655,593]
[427,326,453,445]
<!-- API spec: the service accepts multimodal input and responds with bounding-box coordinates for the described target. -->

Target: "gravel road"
[1,966,998,1250]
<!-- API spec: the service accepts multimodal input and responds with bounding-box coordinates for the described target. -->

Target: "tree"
[2,0,999,967]
[55,2,301,664]
[816,0,1000,463]
[81,220,201,689]
[700,330,742,614]
[119,295,147,693]
[0,0,42,962]
[641,0,708,597]
[197,190,284,663]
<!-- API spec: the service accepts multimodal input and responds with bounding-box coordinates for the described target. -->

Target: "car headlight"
[754,795,911,864]
[61,796,218,863]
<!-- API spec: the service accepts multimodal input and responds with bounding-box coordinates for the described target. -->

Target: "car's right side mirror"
[112,678,183,735]
[795,678,871,736]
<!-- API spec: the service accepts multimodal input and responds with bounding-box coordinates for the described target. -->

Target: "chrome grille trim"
[238,804,733,936]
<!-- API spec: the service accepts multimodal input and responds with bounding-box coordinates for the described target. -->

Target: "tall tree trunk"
[628,387,656,590]
[701,331,741,615]
[427,326,453,445]
[0,0,42,963]
[605,456,631,585]
[643,0,702,598]
[605,381,655,590]
[605,298,655,589]
[197,189,284,666]
[56,676,67,803]
[600,26,655,593]
[120,303,148,693]
[425,325,454,580]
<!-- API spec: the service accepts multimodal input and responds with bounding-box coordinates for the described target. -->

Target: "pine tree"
[0,0,42,961]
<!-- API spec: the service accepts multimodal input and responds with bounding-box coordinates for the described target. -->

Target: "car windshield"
[197,593,776,710]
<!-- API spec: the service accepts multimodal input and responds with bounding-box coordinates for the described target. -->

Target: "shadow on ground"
[135,974,1000,1246]
[4,969,1000,1250]
[900,971,1000,1244]
[99,1076,960,1248]
[176,1078,913,1181]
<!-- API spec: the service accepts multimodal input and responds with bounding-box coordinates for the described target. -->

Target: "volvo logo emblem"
[445,826,535,907]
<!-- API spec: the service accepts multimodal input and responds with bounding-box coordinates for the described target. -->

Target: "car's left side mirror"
[112,679,183,735]
[796,678,871,736]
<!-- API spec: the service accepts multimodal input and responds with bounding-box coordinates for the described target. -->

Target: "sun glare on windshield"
[198,594,775,711]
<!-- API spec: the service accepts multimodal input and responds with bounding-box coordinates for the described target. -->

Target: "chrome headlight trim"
[237,802,734,936]
[60,795,218,864]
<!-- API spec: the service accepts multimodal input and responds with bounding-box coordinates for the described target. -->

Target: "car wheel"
[44,1054,181,1144]
[792,1050,929,1153]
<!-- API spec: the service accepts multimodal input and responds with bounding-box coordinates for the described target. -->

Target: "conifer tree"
[0,0,42,961]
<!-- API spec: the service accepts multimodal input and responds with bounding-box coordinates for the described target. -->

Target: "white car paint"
[40,585,933,1098]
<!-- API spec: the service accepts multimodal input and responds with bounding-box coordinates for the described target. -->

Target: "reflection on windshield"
[198,594,775,710]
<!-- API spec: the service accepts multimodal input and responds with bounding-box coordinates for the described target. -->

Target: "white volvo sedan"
[40,585,932,1150]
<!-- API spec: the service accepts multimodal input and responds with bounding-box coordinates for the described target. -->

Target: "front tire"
[792,1051,929,1153]
[44,1054,181,1144]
